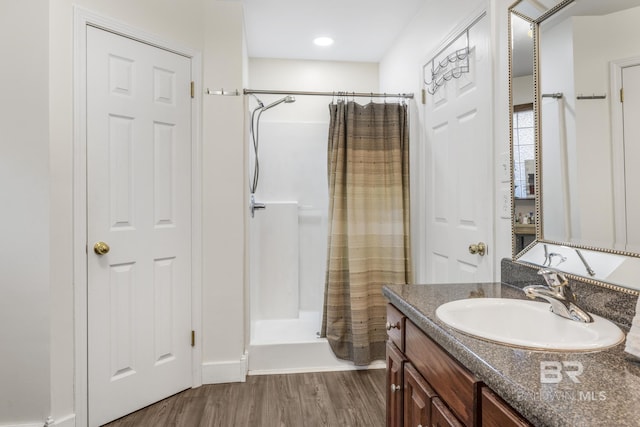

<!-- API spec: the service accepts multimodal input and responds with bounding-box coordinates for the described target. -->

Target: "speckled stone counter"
[383,283,640,427]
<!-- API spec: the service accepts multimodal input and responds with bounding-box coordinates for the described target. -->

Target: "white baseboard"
[0,413,77,427]
[201,351,248,384]
[0,414,76,427]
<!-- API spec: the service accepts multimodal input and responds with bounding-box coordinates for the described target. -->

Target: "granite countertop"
[383,282,640,427]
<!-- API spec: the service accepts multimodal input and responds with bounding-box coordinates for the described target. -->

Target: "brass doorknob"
[94,241,110,255]
[468,242,486,256]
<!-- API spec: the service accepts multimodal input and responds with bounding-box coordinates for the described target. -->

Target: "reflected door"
[622,64,640,252]
[86,26,192,426]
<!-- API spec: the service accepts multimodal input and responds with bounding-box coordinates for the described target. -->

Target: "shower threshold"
[248,311,385,375]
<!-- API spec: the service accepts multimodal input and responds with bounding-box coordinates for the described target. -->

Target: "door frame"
[73,7,203,426]
[610,56,640,250]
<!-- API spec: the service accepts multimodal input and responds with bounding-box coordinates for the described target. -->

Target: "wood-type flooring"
[103,369,386,427]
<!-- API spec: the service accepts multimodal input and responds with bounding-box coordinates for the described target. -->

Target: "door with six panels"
[86,26,192,426]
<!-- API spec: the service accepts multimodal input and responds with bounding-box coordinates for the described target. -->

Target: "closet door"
[86,26,193,426]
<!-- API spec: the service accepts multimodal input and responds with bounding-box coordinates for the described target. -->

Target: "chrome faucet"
[523,268,593,323]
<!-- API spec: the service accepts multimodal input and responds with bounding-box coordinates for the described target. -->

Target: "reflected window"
[513,103,534,199]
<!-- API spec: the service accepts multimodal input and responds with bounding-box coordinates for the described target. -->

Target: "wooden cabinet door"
[405,321,478,426]
[481,387,531,427]
[387,342,406,427]
[431,397,464,427]
[404,363,436,427]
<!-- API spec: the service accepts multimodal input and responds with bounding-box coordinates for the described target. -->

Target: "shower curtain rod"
[205,88,414,99]
[243,89,414,99]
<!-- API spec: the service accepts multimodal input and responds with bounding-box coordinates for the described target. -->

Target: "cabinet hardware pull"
[390,384,402,392]
[386,321,400,331]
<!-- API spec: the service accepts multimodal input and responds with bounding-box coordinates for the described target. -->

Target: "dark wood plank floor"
[103,369,386,427]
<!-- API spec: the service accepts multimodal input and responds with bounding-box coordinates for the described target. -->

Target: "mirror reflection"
[510,0,640,292]
[511,13,536,253]
[539,0,640,252]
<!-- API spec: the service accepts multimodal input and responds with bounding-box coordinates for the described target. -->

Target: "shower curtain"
[321,100,412,365]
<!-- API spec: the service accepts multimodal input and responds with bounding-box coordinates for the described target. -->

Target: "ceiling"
[240,0,426,62]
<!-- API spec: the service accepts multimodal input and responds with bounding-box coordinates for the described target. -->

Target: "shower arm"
[250,193,266,218]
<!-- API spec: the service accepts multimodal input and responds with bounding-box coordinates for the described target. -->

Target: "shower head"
[250,94,264,109]
[261,95,296,111]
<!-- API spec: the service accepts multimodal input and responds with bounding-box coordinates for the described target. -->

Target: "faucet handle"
[537,268,568,289]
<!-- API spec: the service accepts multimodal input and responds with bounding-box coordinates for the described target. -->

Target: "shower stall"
[242,81,411,373]
[246,95,359,374]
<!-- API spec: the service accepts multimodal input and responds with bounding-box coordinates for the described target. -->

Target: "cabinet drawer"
[387,304,406,351]
[481,387,531,427]
[432,397,464,427]
[405,321,478,426]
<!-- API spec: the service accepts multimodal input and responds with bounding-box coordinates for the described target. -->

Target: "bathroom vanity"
[383,282,640,427]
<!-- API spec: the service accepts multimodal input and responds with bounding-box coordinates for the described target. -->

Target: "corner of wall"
[201,0,247,370]
[202,351,248,384]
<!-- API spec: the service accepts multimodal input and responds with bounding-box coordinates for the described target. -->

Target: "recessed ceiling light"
[313,36,334,47]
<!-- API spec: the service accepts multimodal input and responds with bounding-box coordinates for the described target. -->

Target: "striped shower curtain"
[320,100,412,365]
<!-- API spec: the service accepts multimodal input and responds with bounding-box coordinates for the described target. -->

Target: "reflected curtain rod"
[205,88,413,99]
[244,89,413,99]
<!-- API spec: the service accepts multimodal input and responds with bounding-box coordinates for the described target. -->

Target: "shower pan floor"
[248,311,385,375]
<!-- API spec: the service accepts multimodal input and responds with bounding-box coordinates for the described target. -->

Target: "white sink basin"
[435,298,625,352]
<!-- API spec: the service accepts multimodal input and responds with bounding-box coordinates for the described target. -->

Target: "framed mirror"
[509,0,640,293]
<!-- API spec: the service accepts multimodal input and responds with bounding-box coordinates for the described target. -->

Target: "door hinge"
[190,81,195,99]
[191,330,195,347]
[620,88,624,103]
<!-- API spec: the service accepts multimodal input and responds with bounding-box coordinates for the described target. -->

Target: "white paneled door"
[87,26,192,426]
[423,15,494,284]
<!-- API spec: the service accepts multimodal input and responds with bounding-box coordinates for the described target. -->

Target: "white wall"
[0,1,51,423]
[379,0,514,279]
[46,0,248,423]
[201,0,248,382]
[248,59,379,121]
[571,7,640,248]
[513,75,534,105]
[493,0,518,263]
[539,18,577,244]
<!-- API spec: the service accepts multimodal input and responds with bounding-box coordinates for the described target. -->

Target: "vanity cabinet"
[404,363,436,427]
[387,341,406,427]
[386,303,532,427]
[480,387,530,427]
[387,304,405,351]
[432,397,464,427]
